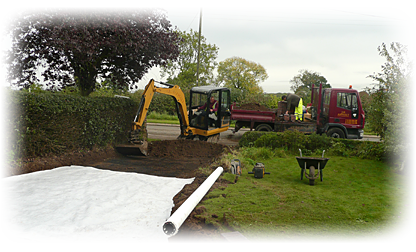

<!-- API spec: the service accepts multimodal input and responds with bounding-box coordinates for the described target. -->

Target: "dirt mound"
[148,140,226,158]
[235,102,271,111]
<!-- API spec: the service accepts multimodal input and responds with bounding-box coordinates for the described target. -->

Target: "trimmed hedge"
[7,91,138,159]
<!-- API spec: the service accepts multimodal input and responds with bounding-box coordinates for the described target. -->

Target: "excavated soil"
[235,102,272,111]
[8,140,234,241]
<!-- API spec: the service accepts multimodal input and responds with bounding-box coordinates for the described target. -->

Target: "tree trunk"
[74,65,97,96]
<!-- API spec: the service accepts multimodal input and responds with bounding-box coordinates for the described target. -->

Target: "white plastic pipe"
[163,166,224,236]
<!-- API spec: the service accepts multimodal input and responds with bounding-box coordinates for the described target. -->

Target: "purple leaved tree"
[7,9,180,96]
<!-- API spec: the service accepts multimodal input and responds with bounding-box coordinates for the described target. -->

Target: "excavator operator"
[196,96,218,127]
[198,96,218,113]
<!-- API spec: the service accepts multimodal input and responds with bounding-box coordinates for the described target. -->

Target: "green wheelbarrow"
[296,149,329,186]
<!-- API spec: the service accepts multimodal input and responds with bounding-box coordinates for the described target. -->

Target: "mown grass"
[146,111,180,124]
[199,149,405,239]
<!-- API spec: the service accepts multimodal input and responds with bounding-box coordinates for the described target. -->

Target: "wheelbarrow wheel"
[309,166,315,186]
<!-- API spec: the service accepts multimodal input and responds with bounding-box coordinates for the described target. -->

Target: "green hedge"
[239,131,386,161]
[7,91,138,160]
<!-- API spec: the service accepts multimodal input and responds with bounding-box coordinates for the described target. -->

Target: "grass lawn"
[198,155,405,239]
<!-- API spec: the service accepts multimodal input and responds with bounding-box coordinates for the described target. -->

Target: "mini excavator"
[115,79,231,156]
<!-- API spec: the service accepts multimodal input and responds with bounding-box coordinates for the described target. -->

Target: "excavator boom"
[116,79,191,156]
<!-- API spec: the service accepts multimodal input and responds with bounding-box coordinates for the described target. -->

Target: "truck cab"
[312,84,365,139]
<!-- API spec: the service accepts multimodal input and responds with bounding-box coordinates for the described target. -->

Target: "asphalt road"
[147,123,380,145]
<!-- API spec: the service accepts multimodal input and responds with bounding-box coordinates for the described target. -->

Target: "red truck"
[231,84,365,139]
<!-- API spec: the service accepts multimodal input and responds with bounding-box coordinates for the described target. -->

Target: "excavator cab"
[189,86,231,132]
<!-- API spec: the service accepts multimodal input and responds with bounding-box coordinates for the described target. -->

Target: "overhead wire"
[185,11,199,31]
[315,7,416,22]
[166,8,416,28]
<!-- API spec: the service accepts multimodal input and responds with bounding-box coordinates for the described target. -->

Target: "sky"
[0,7,416,93]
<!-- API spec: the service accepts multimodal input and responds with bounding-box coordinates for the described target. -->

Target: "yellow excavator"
[115,79,231,156]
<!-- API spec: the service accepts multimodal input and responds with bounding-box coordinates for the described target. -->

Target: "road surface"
[147,123,380,145]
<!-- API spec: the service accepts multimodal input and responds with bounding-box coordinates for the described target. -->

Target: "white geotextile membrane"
[2,166,194,242]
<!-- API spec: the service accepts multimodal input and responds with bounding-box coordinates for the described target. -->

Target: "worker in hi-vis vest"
[282,93,303,122]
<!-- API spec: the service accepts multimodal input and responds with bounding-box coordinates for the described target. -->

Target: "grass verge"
[199,150,405,239]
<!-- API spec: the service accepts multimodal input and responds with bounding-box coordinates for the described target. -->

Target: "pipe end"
[163,221,176,236]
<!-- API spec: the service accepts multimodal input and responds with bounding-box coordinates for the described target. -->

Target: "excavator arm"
[117,79,193,156]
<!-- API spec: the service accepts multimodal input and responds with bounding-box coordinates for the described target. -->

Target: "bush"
[305,133,332,151]
[326,141,350,157]
[8,90,137,160]
[241,131,307,154]
[254,133,283,149]
[279,130,307,153]
[239,131,269,147]
[238,130,387,161]
[354,141,386,161]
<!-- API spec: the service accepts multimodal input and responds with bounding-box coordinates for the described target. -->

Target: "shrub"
[354,141,386,161]
[326,141,350,157]
[279,130,307,153]
[253,133,283,149]
[336,138,362,150]
[305,133,332,151]
[237,130,387,161]
[241,130,310,154]
[240,130,308,153]
[239,131,269,147]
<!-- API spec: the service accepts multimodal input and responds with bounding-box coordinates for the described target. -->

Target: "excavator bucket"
[115,127,149,156]
[115,141,148,156]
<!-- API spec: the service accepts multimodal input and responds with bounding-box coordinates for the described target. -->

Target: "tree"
[290,69,329,91]
[160,29,219,90]
[217,57,268,102]
[366,42,411,169]
[289,69,330,104]
[290,69,331,104]
[7,10,180,96]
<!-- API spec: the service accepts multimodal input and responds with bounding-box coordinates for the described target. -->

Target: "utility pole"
[196,9,202,86]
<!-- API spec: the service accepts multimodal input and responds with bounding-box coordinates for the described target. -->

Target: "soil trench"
[9,140,233,241]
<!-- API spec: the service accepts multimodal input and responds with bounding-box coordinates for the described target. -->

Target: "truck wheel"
[327,128,345,138]
[255,124,273,132]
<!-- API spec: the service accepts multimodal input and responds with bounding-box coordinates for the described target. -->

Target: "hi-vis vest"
[209,101,218,120]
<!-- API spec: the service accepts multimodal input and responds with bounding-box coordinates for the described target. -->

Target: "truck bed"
[231,105,317,134]
[274,120,317,134]
[230,107,276,123]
